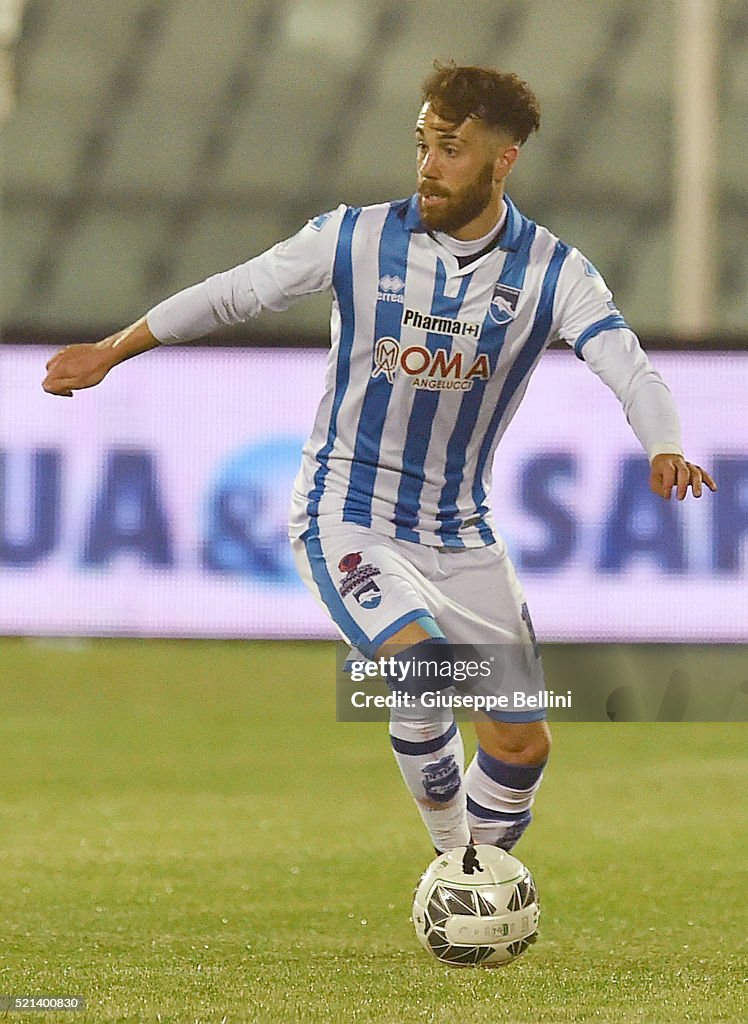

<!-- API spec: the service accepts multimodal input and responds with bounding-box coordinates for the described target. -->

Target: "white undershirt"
[432,202,507,258]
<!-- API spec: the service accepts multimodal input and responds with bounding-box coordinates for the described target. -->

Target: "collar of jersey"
[403,193,523,252]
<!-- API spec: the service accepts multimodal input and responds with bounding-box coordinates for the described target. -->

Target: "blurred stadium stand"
[1,0,747,343]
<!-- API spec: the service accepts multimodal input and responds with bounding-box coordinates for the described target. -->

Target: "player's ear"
[493,143,520,182]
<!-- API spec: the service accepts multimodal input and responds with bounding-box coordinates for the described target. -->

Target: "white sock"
[389,710,470,852]
[465,745,546,851]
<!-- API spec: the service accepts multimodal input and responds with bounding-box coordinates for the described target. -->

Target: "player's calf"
[385,636,471,852]
[465,723,549,851]
[465,744,547,851]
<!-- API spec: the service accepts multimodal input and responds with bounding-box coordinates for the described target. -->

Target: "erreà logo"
[488,283,521,326]
[372,338,489,391]
[377,275,405,304]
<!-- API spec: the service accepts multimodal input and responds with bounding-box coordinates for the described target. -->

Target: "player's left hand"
[650,453,717,501]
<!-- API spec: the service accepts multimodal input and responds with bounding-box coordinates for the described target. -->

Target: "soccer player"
[42,64,715,856]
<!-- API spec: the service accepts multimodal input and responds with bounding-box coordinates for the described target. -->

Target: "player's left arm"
[648,451,716,502]
[553,249,716,501]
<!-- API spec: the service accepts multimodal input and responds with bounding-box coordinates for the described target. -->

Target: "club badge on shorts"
[337,551,383,609]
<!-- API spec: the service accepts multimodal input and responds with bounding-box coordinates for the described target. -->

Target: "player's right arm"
[42,316,160,396]
[41,206,345,397]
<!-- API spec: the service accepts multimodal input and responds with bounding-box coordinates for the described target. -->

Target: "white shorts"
[292,521,546,722]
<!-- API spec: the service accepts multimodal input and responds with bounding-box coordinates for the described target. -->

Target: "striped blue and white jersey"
[148,194,682,548]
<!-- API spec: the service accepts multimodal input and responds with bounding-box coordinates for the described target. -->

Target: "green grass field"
[1,639,744,1023]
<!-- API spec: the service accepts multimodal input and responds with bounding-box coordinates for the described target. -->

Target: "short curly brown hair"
[422,62,541,145]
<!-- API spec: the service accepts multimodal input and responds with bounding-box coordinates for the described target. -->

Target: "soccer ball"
[412,844,539,966]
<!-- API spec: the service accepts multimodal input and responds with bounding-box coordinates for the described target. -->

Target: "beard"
[418,161,495,234]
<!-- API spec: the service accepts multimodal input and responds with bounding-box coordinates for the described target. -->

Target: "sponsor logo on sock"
[494,811,532,852]
[422,755,461,803]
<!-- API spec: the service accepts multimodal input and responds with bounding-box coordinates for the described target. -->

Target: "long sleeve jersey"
[147,195,683,548]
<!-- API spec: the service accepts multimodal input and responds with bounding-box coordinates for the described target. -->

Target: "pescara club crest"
[338,551,382,609]
[488,283,521,326]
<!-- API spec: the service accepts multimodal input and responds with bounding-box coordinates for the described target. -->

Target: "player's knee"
[477,720,551,765]
[526,725,552,764]
[503,735,550,766]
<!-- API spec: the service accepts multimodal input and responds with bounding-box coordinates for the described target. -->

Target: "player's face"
[415,103,516,239]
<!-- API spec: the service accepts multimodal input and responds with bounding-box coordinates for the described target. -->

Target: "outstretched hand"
[42,343,114,397]
[650,453,717,500]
